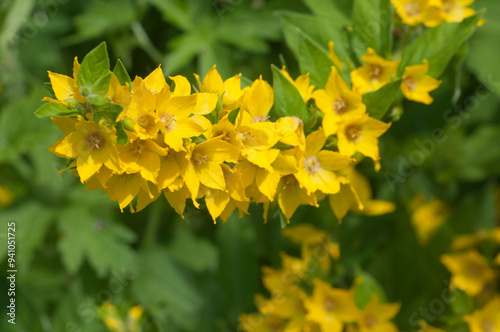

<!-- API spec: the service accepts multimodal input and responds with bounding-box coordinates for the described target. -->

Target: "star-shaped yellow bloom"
[441,249,496,296]
[464,296,500,332]
[351,49,400,94]
[304,279,358,332]
[354,295,400,332]
[402,60,442,105]
[391,0,443,27]
[337,115,391,165]
[294,129,353,195]
[314,66,366,136]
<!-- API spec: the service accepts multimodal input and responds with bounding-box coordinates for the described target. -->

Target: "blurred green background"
[0,0,499,331]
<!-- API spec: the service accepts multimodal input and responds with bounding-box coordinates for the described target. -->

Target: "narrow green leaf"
[398,13,482,77]
[116,121,129,145]
[77,42,111,98]
[34,102,82,118]
[278,12,352,69]
[113,59,132,91]
[301,0,351,25]
[362,79,402,119]
[298,32,337,88]
[352,0,393,59]
[271,64,308,122]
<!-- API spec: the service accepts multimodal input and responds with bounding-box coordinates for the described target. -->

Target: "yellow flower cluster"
[441,228,500,331]
[99,301,143,332]
[42,44,412,223]
[239,224,402,332]
[392,0,478,27]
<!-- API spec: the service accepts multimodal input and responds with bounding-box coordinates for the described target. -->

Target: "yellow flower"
[126,78,162,140]
[464,296,500,332]
[183,138,240,204]
[294,129,353,195]
[277,175,318,223]
[441,249,496,296]
[401,60,442,105]
[283,224,340,272]
[337,115,391,165]
[329,168,396,222]
[354,295,400,332]
[391,0,443,27]
[239,76,274,122]
[200,164,248,223]
[194,65,242,115]
[410,195,450,244]
[439,0,476,23]
[313,67,366,136]
[0,185,14,209]
[106,173,152,211]
[155,89,205,151]
[281,66,315,102]
[43,57,87,106]
[351,49,400,94]
[117,133,168,184]
[304,279,358,332]
[50,116,121,182]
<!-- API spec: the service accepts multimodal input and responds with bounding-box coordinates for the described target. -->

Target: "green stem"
[141,200,162,249]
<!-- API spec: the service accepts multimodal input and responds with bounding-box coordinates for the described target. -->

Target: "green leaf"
[113,59,132,91]
[279,12,352,70]
[34,102,82,118]
[353,268,387,309]
[271,65,308,122]
[398,13,482,77]
[115,121,129,146]
[300,0,351,25]
[132,248,203,330]
[167,227,218,273]
[352,0,393,59]
[92,102,124,124]
[298,32,336,88]
[362,79,402,119]
[57,207,137,277]
[77,42,111,98]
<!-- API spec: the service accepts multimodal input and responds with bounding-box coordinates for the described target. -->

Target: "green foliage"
[271,65,308,122]
[77,42,112,98]
[363,79,402,119]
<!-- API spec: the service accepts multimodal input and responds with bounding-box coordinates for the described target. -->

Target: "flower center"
[193,152,208,165]
[85,130,105,151]
[404,2,420,18]
[364,315,377,329]
[468,262,482,276]
[404,76,418,92]
[369,65,383,79]
[443,0,460,14]
[333,97,348,114]
[323,298,337,312]
[238,131,254,143]
[282,175,297,192]
[345,124,362,143]
[159,113,176,132]
[252,115,269,123]
[304,155,321,174]
[481,320,495,332]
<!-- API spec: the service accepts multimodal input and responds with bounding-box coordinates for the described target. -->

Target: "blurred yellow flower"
[304,279,358,332]
[417,320,446,332]
[0,185,14,208]
[410,195,450,244]
[464,296,500,332]
[353,295,400,332]
[441,249,496,296]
